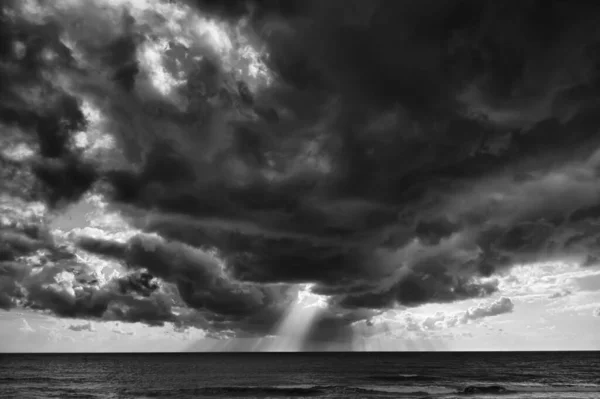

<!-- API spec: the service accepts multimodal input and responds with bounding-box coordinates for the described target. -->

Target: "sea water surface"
[1,352,599,398]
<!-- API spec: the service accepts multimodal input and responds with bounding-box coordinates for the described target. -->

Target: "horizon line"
[2,350,598,355]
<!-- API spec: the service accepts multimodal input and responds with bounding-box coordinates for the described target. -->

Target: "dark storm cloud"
[0,0,173,326]
[1,251,185,327]
[123,234,296,333]
[71,232,299,334]
[104,10,140,92]
[337,273,499,310]
[21,263,176,326]
[6,0,600,340]
[125,234,270,316]
[0,227,50,260]
[75,235,128,259]
[94,0,600,320]
[115,270,159,297]
[0,3,99,207]
[0,224,178,327]
[0,262,28,310]
[415,217,461,247]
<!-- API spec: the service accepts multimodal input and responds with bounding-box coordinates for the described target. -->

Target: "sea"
[0,352,599,399]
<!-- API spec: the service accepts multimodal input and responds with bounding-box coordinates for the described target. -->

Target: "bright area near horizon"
[2,257,600,352]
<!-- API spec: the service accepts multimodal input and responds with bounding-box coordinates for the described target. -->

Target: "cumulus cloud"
[466,297,514,320]
[2,0,600,346]
[422,297,514,330]
[362,296,515,340]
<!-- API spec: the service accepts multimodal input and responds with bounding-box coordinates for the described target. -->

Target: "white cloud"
[423,297,514,330]
[0,195,47,226]
[498,261,600,300]
[466,297,514,319]
[19,319,35,333]
[374,297,515,337]
[422,312,446,330]
[594,308,600,317]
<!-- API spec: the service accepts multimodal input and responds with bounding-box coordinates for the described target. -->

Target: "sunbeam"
[266,284,326,352]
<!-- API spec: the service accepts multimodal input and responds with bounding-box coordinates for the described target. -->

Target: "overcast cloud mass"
[2,0,600,349]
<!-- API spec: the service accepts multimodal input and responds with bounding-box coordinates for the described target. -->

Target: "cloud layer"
[422,297,514,331]
[2,0,600,345]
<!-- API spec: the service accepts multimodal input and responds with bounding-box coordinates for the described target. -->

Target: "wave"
[192,386,325,396]
[507,384,600,393]
[459,385,512,395]
[367,373,439,383]
[457,384,600,396]
[0,376,85,383]
[13,383,600,399]
[121,385,435,398]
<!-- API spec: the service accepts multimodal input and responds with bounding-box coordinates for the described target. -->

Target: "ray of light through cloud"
[267,284,326,352]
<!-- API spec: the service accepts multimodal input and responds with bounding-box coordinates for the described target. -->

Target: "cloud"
[123,234,298,333]
[352,296,514,340]
[422,297,514,330]
[75,235,127,259]
[2,0,600,345]
[549,290,572,299]
[18,262,178,326]
[594,308,600,317]
[0,228,182,328]
[19,319,35,333]
[68,321,95,332]
[498,262,599,301]
[465,297,514,320]
[111,323,134,336]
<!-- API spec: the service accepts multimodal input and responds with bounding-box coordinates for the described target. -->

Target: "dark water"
[1,352,599,398]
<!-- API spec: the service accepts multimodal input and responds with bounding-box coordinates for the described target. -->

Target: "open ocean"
[0,352,599,399]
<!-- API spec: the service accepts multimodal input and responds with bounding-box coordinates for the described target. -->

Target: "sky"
[1,0,600,352]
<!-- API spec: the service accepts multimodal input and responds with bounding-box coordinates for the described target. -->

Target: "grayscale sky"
[1,0,600,352]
